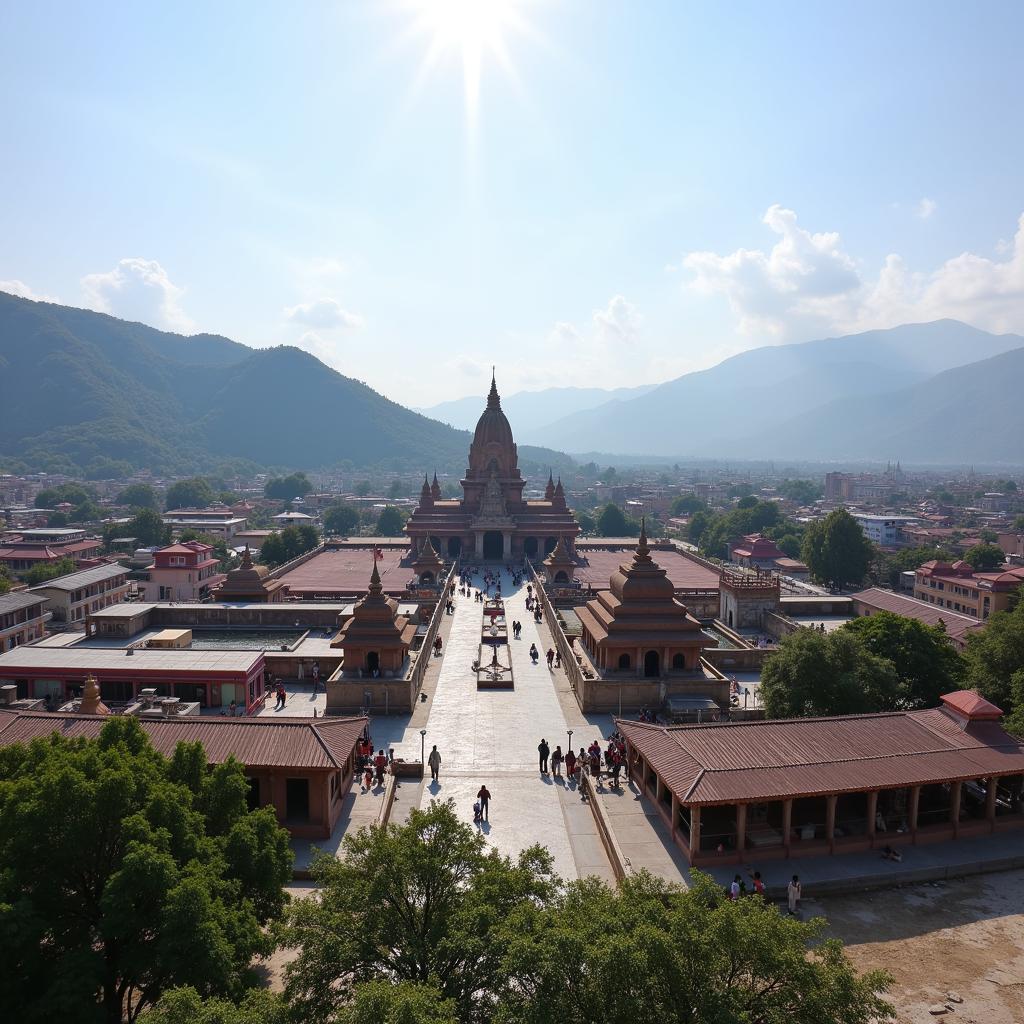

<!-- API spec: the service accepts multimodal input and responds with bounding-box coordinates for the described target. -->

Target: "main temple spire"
[487,367,500,409]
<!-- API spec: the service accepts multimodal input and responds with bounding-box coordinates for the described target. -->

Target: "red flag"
[373,547,384,561]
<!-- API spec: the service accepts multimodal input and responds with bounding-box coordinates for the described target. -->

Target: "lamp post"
[420,729,427,767]
[567,727,573,754]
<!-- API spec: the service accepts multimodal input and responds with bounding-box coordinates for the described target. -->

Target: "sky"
[2,0,1024,407]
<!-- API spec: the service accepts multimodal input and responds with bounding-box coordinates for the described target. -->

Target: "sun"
[407,0,531,121]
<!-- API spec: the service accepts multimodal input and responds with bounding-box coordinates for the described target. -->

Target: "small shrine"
[79,673,111,715]
[542,535,576,584]
[331,561,417,676]
[411,538,444,584]
[216,547,286,603]
[576,521,706,677]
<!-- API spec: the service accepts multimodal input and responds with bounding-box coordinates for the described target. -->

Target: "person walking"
[546,648,555,668]
[373,749,388,786]
[311,660,320,694]
[551,745,563,777]
[538,738,550,774]
[275,683,286,710]
[427,744,441,781]
[477,784,491,821]
[564,747,577,781]
[787,874,801,916]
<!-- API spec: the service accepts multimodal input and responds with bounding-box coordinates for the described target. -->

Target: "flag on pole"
[373,546,384,561]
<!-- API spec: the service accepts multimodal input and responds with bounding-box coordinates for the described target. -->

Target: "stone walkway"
[406,567,614,882]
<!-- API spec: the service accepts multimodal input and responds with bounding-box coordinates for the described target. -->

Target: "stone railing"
[267,543,326,580]
[408,560,458,694]
[528,561,586,697]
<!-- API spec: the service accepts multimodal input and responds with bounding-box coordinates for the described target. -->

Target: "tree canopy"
[376,505,407,536]
[963,542,1005,571]
[165,477,215,511]
[963,593,1024,717]
[777,478,823,504]
[842,610,965,709]
[264,473,313,500]
[760,628,901,717]
[106,508,172,548]
[324,502,361,536]
[669,494,706,516]
[800,509,874,590]
[23,555,77,585]
[596,503,630,536]
[117,483,160,510]
[259,524,320,568]
[0,717,293,1023]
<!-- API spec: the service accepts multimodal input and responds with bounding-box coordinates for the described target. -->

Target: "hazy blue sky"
[2,1,1023,404]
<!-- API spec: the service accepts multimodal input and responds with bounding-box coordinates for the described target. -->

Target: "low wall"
[530,562,585,700]
[764,610,800,639]
[265,651,343,681]
[150,604,346,629]
[327,677,418,715]
[407,561,457,694]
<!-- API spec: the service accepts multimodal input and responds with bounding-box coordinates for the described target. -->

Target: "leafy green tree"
[260,525,320,568]
[165,477,215,511]
[875,545,957,590]
[264,473,313,500]
[801,509,874,589]
[728,482,754,498]
[23,556,76,585]
[355,481,372,497]
[761,628,901,717]
[669,494,706,516]
[498,870,893,1024]
[736,494,758,509]
[979,528,999,543]
[35,483,97,509]
[963,542,1005,571]
[324,502,360,536]
[387,479,404,499]
[339,982,458,1024]
[126,508,173,547]
[1014,515,1024,531]
[963,596,1024,713]
[0,565,11,595]
[842,611,965,709]
[777,478,823,504]
[596,503,628,536]
[47,510,69,527]
[117,483,160,510]
[576,511,596,535]
[259,532,286,567]
[141,987,289,1024]
[279,800,556,1024]
[376,505,407,536]
[0,718,292,1024]
[687,509,712,545]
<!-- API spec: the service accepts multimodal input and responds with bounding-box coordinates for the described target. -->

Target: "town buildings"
[0,592,49,652]
[848,587,983,650]
[162,507,248,541]
[29,563,129,623]
[728,533,808,578]
[913,560,1024,620]
[0,528,103,571]
[851,514,918,547]
[404,373,580,559]
[141,541,225,602]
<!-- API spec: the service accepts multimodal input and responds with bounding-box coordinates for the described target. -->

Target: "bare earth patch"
[815,869,1024,1024]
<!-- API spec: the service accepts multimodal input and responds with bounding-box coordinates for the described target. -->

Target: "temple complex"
[215,546,287,602]
[405,372,580,560]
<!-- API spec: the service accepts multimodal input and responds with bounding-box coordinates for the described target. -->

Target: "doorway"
[483,531,503,559]
[523,536,538,558]
[644,650,660,678]
[366,651,380,675]
[285,778,310,822]
[447,536,462,557]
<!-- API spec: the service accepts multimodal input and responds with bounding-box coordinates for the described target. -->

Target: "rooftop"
[0,591,49,615]
[28,562,128,592]
[277,544,412,595]
[0,645,263,674]
[573,544,720,592]
[849,587,983,644]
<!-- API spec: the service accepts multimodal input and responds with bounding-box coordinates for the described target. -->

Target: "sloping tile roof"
[28,563,127,591]
[0,592,49,615]
[849,587,983,644]
[0,709,367,771]
[617,696,1024,806]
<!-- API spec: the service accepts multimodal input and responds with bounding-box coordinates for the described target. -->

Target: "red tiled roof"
[0,710,367,771]
[849,588,983,644]
[278,545,411,596]
[617,697,1024,806]
[941,690,1003,720]
[574,546,719,592]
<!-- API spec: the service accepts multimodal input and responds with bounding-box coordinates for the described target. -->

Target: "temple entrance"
[482,531,503,559]
[523,536,538,558]
[366,651,380,675]
[644,650,660,677]
[554,571,569,583]
[544,536,557,555]
[447,537,462,557]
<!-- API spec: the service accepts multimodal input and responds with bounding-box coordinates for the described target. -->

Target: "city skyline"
[2,1,1024,405]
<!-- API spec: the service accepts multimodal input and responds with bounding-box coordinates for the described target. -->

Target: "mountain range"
[0,292,567,477]
[518,320,1024,465]
[417,382,657,433]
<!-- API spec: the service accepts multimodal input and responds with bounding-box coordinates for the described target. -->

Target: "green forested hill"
[0,292,482,475]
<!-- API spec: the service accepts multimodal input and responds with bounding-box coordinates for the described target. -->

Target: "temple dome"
[472,372,515,453]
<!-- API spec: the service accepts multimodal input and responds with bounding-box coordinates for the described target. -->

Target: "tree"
[47,511,69,527]
[324,502,360,536]
[117,483,160,511]
[669,494,706,516]
[339,982,457,1024]
[876,545,957,590]
[355,481,372,497]
[387,480,404,499]
[596,503,628,536]
[279,800,557,1024]
[259,525,319,568]
[23,556,76,585]
[141,987,289,1024]
[0,565,11,595]
[576,511,595,535]
[760,628,901,717]
[35,482,101,522]
[962,596,1024,713]
[498,870,893,1024]
[1014,515,1024,531]
[778,478,823,504]
[979,528,999,543]
[687,509,712,545]
[165,477,214,511]
[736,494,758,509]
[376,505,406,536]
[0,717,292,1023]
[801,509,874,590]
[963,543,1005,571]
[842,611,965,709]
[125,508,173,547]
[264,473,313,500]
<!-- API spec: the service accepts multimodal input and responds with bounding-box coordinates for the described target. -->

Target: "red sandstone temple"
[405,372,580,560]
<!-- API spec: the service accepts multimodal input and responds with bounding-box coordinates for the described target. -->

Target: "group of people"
[727,872,803,916]
[357,736,395,791]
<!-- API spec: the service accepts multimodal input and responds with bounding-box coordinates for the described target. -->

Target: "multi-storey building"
[29,563,129,624]
[141,541,225,602]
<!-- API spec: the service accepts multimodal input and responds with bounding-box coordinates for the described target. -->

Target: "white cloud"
[81,258,194,332]
[0,279,57,302]
[592,294,642,345]
[682,206,1024,338]
[284,297,364,330]
[917,197,937,219]
[547,321,583,347]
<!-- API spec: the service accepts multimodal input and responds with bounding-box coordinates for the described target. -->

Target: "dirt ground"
[815,869,1024,1023]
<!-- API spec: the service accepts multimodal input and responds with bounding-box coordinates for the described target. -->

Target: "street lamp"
[567,727,573,754]
[420,729,427,766]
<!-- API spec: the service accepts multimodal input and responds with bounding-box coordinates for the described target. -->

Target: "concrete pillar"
[908,785,921,841]
[735,802,747,859]
[782,799,793,855]
[866,790,879,844]
[826,794,837,851]
[670,792,679,838]
[475,533,483,557]
[635,647,642,677]
[986,777,999,830]
[950,779,963,836]
[689,805,701,860]
[502,532,511,559]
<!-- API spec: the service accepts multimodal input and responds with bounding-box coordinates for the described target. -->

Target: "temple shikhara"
[405,372,579,560]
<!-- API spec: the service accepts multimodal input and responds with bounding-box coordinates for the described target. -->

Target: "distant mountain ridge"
[533,320,1024,461]
[417,382,658,433]
[0,292,568,476]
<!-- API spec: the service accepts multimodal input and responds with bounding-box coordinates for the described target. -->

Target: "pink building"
[142,541,225,602]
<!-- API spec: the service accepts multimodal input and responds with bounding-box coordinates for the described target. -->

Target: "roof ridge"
[698,743,984,773]
[662,710,909,732]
